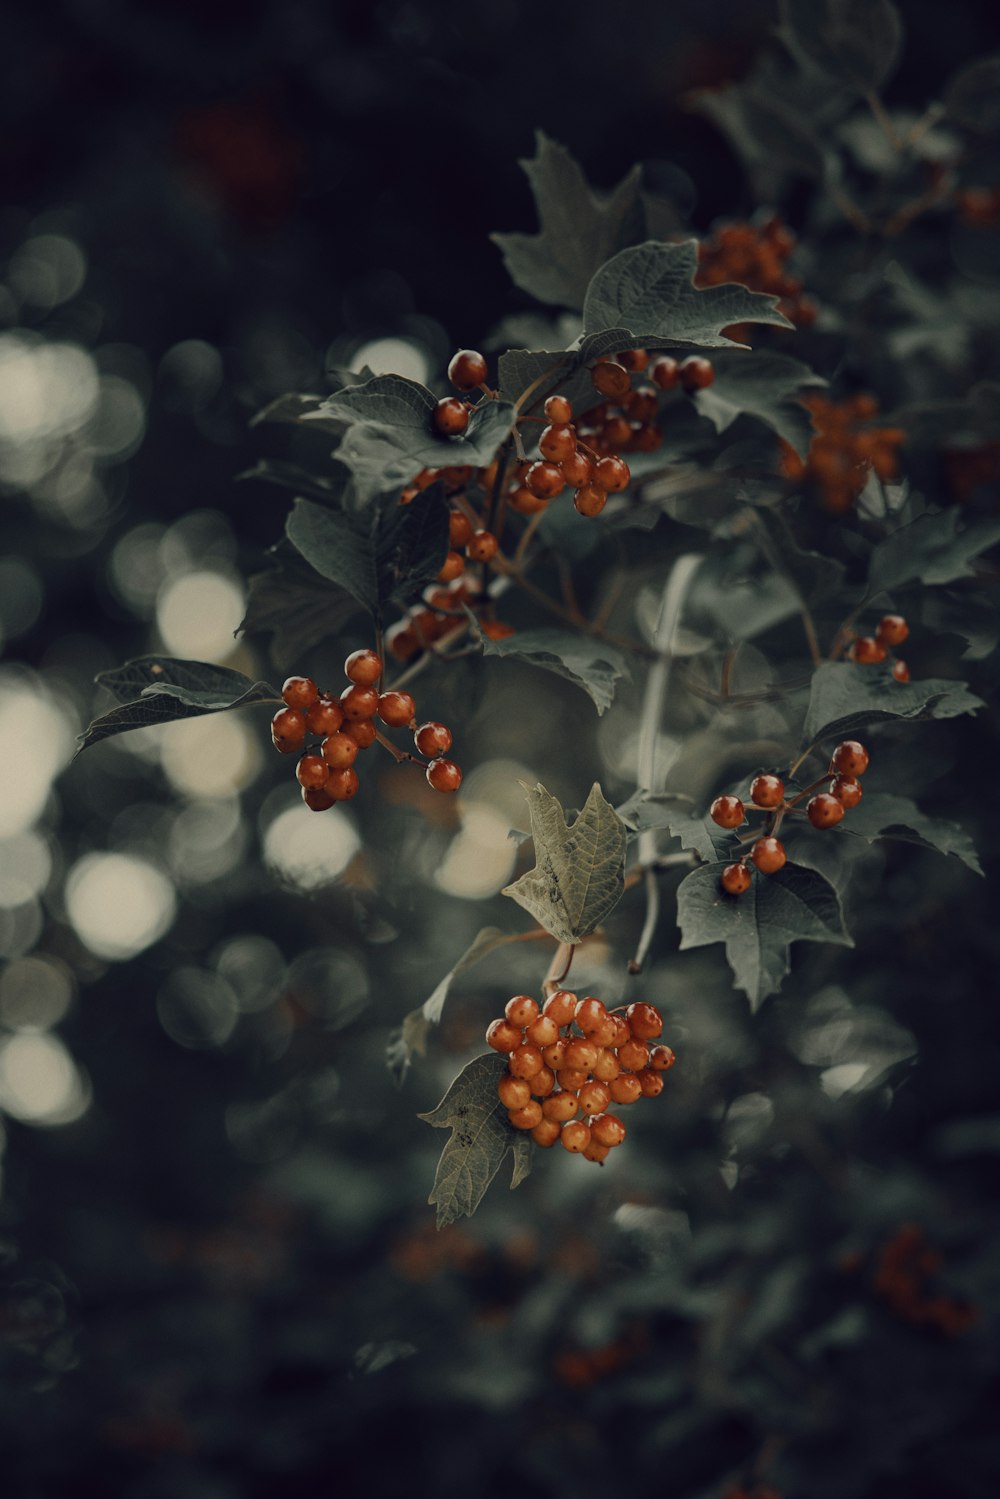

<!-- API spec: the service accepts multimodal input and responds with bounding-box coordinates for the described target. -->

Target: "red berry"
[807,793,846,829]
[710,794,745,829]
[426,758,462,793]
[609,1073,643,1106]
[414,721,452,757]
[437,551,465,583]
[590,1113,626,1148]
[327,767,359,801]
[532,1118,562,1148]
[679,356,715,391]
[892,659,910,683]
[721,862,751,896]
[508,1042,544,1080]
[626,1002,663,1040]
[377,690,416,728]
[296,752,329,789]
[505,994,539,1027]
[526,1014,560,1048]
[302,785,335,811]
[602,414,632,449]
[594,455,630,493]
[486,1018,522,1053]
[616,349,649,372]
[282,675,318,710]
[876,614,909,647]
[751,837,786,874]
[830,775,863,809]
[830,741,869,778]
[449,511,473,548]
[271,706,306,751]
[574,483,608,517]
[466,529,498,563]
[617,1038,649,1073]
[578,1080,612,1117]
[543,990,577,1026]
[650,356,679,390]
[508,1100,544,1130]
[560,1119,592,1153]
[649,1045,676,1071]
[344,719,377,749]
[498,1073,532,1110]
[344,649,383,686]
[320,732,359,770]
[636,1068,664,1098]
[340,685,379,720]
[539,424,577,463]
[849,636,887,664]
[525,461,565,499]
[447,349,487,391]
[625,384,658,422]
[574,997,609,1035]
[564,1037,599,1071]
[591,362,631,398]
[432,396,470,437]
[561,449,594,488]
[750,774,784,809]
[544,395,573,425]
[306,694,345,736]
[542,1091,579,1123]
[631,423,663,453]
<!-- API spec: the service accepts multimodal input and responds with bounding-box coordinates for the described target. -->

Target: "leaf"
[387,927,519,1085]
[803,662,984,745]
[692,352,825,459]
[843,792,982,875]
[418,1053,532,1227]
[737,507,847,607]
[866,509,1000,597]
[687,553,804,642]
[238,548,362,669]
[78,657,278,752]
[580,241,793,357]
[502,783,628,944]
[779,0,904,94]
[250,391,348,437]
[694,87,828,180]
[676,861,853,1008]
[474,626,630,714]
[490,132,644,310]
[617,791,730,862]
[944,54,1000,134]
[236,457,353,504]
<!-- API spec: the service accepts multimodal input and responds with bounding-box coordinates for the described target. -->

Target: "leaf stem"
[866,90,903,153]
[542,942,576,997]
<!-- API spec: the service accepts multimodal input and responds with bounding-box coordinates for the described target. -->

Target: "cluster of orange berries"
[780,392,905,514]
[269,650,461,808]
[697,213,817,331]
[872,1225,976,1337]
[956,186,1000,227]
[847,612,910,680]
[710,740,871,895]
[428,349,490,438]
[487,992,675,1162]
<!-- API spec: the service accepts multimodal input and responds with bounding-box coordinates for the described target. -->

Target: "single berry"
[574,483,608,517]
[625,384,658,422]
[590,1113,626,1148]
[271,706,306,751]
[892,659,910,683]
[556,1067,589,1092]
[721,862,752,896]
[527,1014,560,1049]
[650,356,679,390]
[591,362,631,398]
[560,1119,592,1153]
[594,455,630,493]
[616,349,649,372]
[542,1091,580,1123]
[525,461,566,499]
[592,1048,621,1083]
[636,1068,664,1098]
[849,636,888,664]
[432,396,470,437]
[750,774,784,809]
[327,767,359,801]
[486,1018,522,1054]
[630,422,662,452]
[544,394,573,425]
[582,1139,610,1164]
[505,994,539,1027]
[564,1037,599,1071]
[302,785,335,811]
[447,349,488,391]
[710,794,745,829]
[344,719,377,749]
[807,793,845,829]
[282,675,319,710]
[414,721,452,757]
[306,694,345,737]
[539,424,577,463]
[508,1100,544,1131]
[296,753,329,789]
[340,684,379,720]
[377,690,416,728]
[589,1017,618,1049]
[830,774,863,808]
[606,1013,631,1049]
[831,740,869,778]
[751,836,786,874]
[617,1038,650,1073]
[508,1042,545,1079]
[543,990,578,1026]
[529,1066,557,1099]
[449,511,473,548]
[321,732,359,770]
[344,649,383,686]
[426,758,462,794]
[678,356,715,391]
[437,551,465,583]
[578,1080,612,1116]
[609,1073,643,1106]
[498,1074,532,1110]
[532,1118,562,1148]
[574,997,609,1035]
[876,613,909,647]
[602,414,632,449]
[649,1045,676,1072]
[626,1002,663,1040]
[466,529,498,563]
[561,449,594,488]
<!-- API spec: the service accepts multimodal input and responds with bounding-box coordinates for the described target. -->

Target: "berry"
[579,1080,612,1116]
[544,990,578,1026]
[590,1113,626,1148]
[625,384,658,422]
[508,1100,544,1131]
[892,659,910,683]
[831,740,869,778]
[543,1091,580,1123]
[486,1019,522,1054]
[592,1048,621,1083]
[636,1068,664,1098]
[529,1066,557,1099]
[432,396,470,437]
[582,1139,610,1164]
[830,774,862,808]
[539,424,577,463]
[541,1038,569,1071]
[710,794,745,829]
[544,395,573,425]
[303,783,336,812]
[525,461,566,500]
[426,758,462,794]
[721,862,752,896]
[449,511,473,548]
[678,356,715,391]
[626,1002,663,1040]
[616,349,649,372]
[609,1074,643,1106]
[282,675,318,710]
[447,349,488,391]
[650,356,679,390]
[344,719,377,749]
[649,1045,676,1071]
[618,1038,650,1073]
[467,529,498,563]
[591,362,631,398]
[561,449,594,488]
[306,694,345,737]
[750,774,784,809]
[508,1042,545,1079]
[574,484,608,517]
[414,721,452,757]
[344,649,383,686]
[594,455,630,493]
[807,793,845,829]
[556,1067,589,1092]
[437,551,465,583]
[340,684,379,720]
[505,994,539,1027]
[321,732,359,769]
[498,1074,532,1110]
[327,767,359,801]
[532,1118,562,1148]
[296,753,329,789]
[564,1037,599,1071]
[377,690,416,728]
[271,706,306,752]
[876,613,909,647]
[574,997,609,1035]
[849,636,887,664]
[560,1120,592,1153]
[751,836,786,874]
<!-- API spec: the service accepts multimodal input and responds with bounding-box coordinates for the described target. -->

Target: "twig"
[542,942,576,997]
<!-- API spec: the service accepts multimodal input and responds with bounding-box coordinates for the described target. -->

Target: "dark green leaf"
[737,507,847,608]
[688,554,803,641]
[238,549,361,669]
[502,783,628,944]
[78,657,278,753]
[418,1053,532,1227]
[893,382,1000,444]
[236,457,352,504]
[677,861,852,1008]
[866,509,1000,597]
[617,791,730,862]
[490,133,643,310]
[944,54,1000,133]
[695,88,828,179]
[474,626,630,714]
[844,792,982,875]
[250,391,348,437]
[692,352,825,458]
[779,0,904,94]
[803,662,983,745]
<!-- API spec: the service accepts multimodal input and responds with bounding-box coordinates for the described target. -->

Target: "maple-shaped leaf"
[502,783,628,944]
[419,1054,532,1227]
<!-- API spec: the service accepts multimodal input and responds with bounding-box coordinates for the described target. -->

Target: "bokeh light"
[156,967,239,1049]
[262,803,360,889]
[0,955,74,1032]
[64,853,176,960]
[0,1033,89,1126]
[0,673,77,837]
[160,713,262,799]
[351,336,430,384]
[155,569,246,660]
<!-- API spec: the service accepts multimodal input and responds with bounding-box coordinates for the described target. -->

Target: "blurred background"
[2,3,999,1496]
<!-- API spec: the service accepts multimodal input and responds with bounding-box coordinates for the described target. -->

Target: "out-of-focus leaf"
[736,507,847,608]
[803,663,983,745]
[239,549,361,668]
[236,457,352,504]
[474,626,630,714]
[844,792,982,875]
[502,783,628,944]
[419,1054,532,1228]
[866,509,1000,596]
[779,0,904,93]
[78,657,278,752]
[692,352,825,458]
[944,54,1000,133]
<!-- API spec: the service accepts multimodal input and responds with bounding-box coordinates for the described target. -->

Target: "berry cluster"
[696,213,817,332]
[487,992,675,1162]
[710,741,871,896]
[780,392,905,514]
[428,349,489,438]
[847,612,910,680]
[956,185,1000,227]
[872,1224,976,1337]
[270,650,462,808]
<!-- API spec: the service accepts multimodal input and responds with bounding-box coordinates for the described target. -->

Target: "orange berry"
[618,1038,649,1072]
[542,1038,569,1070]
[830,740,869,778]
[626,1002,663,1040]
[710,794,745,828]
[892,659,910,683]
[591,362,630,398]
[466,529,498,562]
[377,690,416,728]
[721,862,751,895]
[282,675,319,710]
[616,349,649,372]
[592,1048,621,1083]
[327,767,360,801]
[582,1139,610,1163]
[539,424,577,463]
[498,1074,532,1110]
[578,1080,612,1116]
[449,511,473,548]
[508,1100,543,1130]
[542,1091,579,1123]
[437,551,465,583]
[543,990,578,1026]
[432,396,470,437]
[426,758,462,793]
[344,649,383,686]
[302,783,335,811]
[340,684,379,720]
[447,349,488,391]
[508,1042,545,1079]
[574,997,609,1035]
[574,483,608,517]
[414,721,452,757]
[609,1073,642,1106]
[544,395,573,425]
[271,706,306,751]
[650,356,679,390]
[561,449,593,488]
[807,792,846,829]
[344,719,377,749]
[649,1045,676,1072]
[560,1119,592,1153]
[321,732,359,770]
[486,1018,522,1054]
[505,994,540,1027]
[525,461,565,499]
[606,1013,631,1049]
[530,1066,557,1099]
[751,836,786,874]
[876,613,909,647]
[296,752,329,789]
[636,1068,664,1098]
[306,694,345,736]
[556,1067,589,1092]
[594,455,630,493]
[750,774,784,809]
[526,1014,560,1048]
[532,1118,562,1148]
[563,1037,599,1071]
[678,356,715,391]
[849,636,887,664]
[830,774,862,808]
[590,1113,626,1147]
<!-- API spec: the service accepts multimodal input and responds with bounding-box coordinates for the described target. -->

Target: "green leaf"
[803,663,984,745]
[844,792,982,875]
[692,352,825,459]
[617,791,730,862]
[490,132,643,310]
[866,509,1000,597]
[238,549,361,669]
[677,862,853,1009]
[250,391,348,437]
[694,88,828,180]
[474,626,630,714]
[944,54,1000,134]
[78,657,278,753]
[779,0,904,94]
[502,783,628,944]
[581,241,793,356]
[737,508,847,608]
[418,1053,532,1227]
[236,457,353,504]
[687,553,804,642]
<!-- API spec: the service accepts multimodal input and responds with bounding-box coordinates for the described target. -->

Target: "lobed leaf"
[803,663,983,746]
[503,783,628,944]
[418,1053,532,1227]
[866,509,1000,597]
[238,548,361,669]
[944,54,1000,134]
[78,657,278,752]
[692,352,825,459]
[779,0,904,94]
[474,626,630,714]
[843,792,982,876]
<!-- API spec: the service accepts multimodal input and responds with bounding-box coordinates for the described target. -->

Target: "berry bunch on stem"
[847,613,911,681]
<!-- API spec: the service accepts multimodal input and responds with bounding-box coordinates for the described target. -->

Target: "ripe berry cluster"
[486,991,675,1162]
[956,185,1000,227]
[270,650,462,808]
[697,213,817,331]
[710,740,871,896]
[872,1224,976,1337]
[428,348,490,439]
[847,612,910,680]
[780,392,905,514]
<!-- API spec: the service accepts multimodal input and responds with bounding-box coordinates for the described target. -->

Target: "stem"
[866,90,903,153]
[374,728,424,766]
[627,867,659,976]
[542,942,575,997]
[514,359,569,415]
